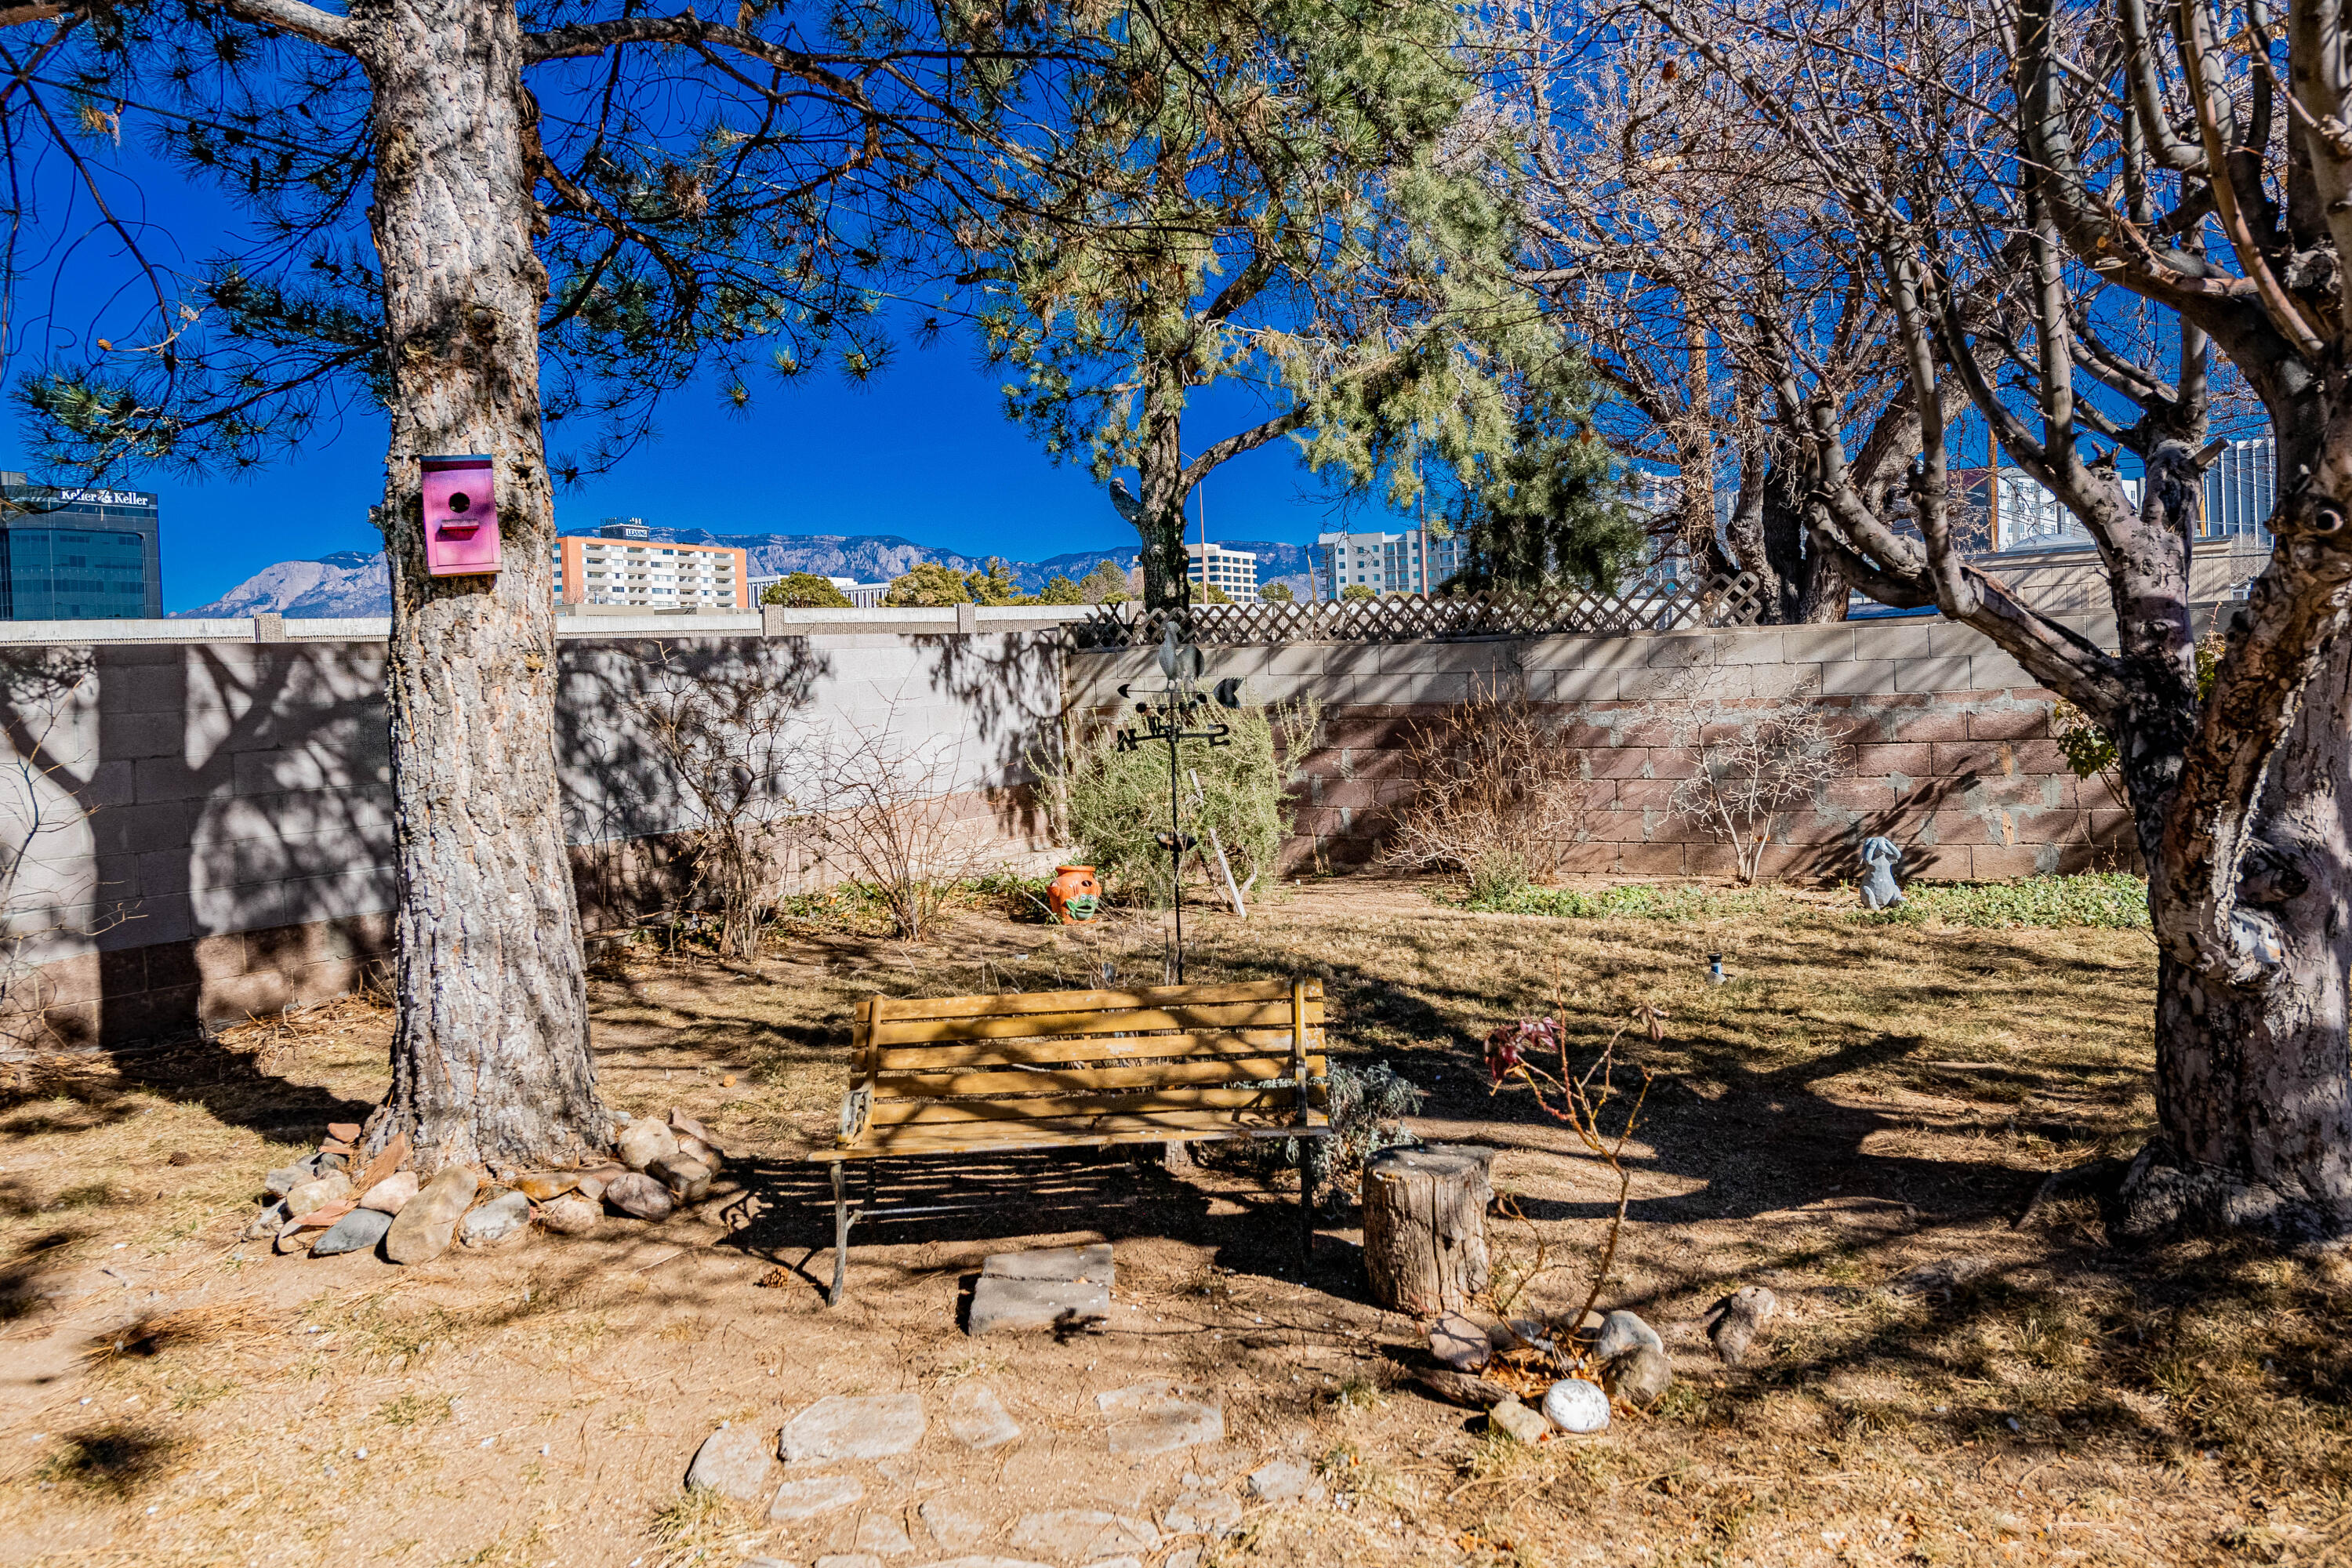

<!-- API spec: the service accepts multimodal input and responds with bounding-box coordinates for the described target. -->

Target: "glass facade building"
[0,472,164,619]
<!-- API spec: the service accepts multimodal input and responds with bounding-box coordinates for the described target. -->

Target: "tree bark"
[1135,358,1190,610]
[1361,1143,1494,1316]
[361,0,607,1172]
[2130,648,2352,1243]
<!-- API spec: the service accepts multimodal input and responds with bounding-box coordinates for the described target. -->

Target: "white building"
[1185,541,1258,601]
[554,520,747,611]
[1312,527,1468,599]
[1984,440,2276,553]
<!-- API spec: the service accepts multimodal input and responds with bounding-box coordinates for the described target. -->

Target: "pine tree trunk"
[360,0,608,1173]
[2131,652,2352,1243]
[1136,359,1190,610]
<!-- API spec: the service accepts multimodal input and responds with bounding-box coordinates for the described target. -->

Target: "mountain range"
[174,529,1318,617]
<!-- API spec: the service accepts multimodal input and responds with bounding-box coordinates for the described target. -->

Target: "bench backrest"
[845,976,1327,1150]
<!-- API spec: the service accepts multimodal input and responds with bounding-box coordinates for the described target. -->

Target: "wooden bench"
[815,977,1328,1305]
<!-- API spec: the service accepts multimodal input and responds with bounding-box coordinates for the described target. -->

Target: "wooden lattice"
[1065,573,1769,649]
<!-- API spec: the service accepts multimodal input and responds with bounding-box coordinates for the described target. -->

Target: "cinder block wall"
[1066,615,2139,883]
[0,629,1063,1049]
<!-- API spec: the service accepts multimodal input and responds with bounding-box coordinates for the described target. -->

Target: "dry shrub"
[1381,681,1584,896]
[625,644,816,957]
[1669,708,1851,883]
[815,707,980,940]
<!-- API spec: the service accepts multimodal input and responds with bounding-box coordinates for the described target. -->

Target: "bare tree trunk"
[2131,652,2352,1243]
[363,0,607,1172]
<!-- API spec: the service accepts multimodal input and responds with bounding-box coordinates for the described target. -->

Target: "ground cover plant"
[1460,873,2154,930]
[2,877,2343,1566]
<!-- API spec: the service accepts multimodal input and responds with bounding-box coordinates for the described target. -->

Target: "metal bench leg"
[1296,1149,1315,1280]
[829,1162,852,1307]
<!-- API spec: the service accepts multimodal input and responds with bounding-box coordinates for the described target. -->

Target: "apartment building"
[1185,541,1258,601]
[1312,526,1468,599]
[553,519,749,610]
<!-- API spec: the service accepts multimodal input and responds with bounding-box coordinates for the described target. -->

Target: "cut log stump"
[1362,1143,1495,1317]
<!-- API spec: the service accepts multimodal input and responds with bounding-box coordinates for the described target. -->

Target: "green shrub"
[1467,849,1531,904]
[1468,882,1777,920]
[1040,697,1319,909]
[1877,873,2149,929]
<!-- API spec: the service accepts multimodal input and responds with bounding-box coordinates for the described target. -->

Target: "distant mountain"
[174,530,1321,616]
[173,550,390,619]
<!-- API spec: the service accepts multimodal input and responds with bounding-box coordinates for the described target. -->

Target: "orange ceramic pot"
[1046,865,1102,923]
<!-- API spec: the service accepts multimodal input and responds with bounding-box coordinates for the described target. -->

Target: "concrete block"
[1780,626,1857,663]
[1895,656,1975,693]
[969,1275,1112,1334]
[1926,621,1998,658]
[1621,665,1748,701]
[1853,623,1936,661]
[1613,841,1685,875]
[1747,662,1826,700]
[97,710,185,761]
[1972,844,2053,879]
[1891,709,1970,742]
[1542,667,1620,702]
[1642,634,1717,669]
[1710,630,1787,665]
[1576,638,1658,671]
[1970,651,2035,690]
[1818,661,1899,695]
[1376,641,1519,676]
[1348,672,1468,706]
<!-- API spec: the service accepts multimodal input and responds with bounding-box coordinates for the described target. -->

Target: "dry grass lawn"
[2,877,2347,1567]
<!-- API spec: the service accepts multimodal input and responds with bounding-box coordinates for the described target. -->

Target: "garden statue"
[1047,865,1102,923]
[1857,836,1905,909]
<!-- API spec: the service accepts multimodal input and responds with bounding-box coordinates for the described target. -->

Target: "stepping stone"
[1245,1458,1321,1504]
[779,1393,926,1464]
[768,1472,864,1523]
[685,1425,775,1501]
[943,1384,1021,1450]
[969,1275,1111,1336]
[906,1559,1054,1568]
[920,1498,992,1552]
[1008,1508,1160,1561]
[1098,1384,1223,1457]
[1164,1490,1242,1535]
[815,1557,882,1568]
[982,1243,1114,1286]
[855,1510,915,1556]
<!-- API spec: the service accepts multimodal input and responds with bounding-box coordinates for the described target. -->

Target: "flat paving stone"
[1163,1490,1243,1535]
[1008,1508,1160,1561]
[906,1559,1054,1568]
[943,1383,1021,1450]
[982,1243,1114,1287]
[815,1558,883,1568]
[684,1424,775,1501]
[1244,1457,1322,1504]
[779,1393,927,1463]
[855,1511,916,1556]
[1097,1383,1223,1457]
[918,1498,992,1552]
[969,1275,1110,1335]
[768,1472,865,1522]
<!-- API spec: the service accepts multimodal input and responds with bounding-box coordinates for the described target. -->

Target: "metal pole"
[1169,720,1183,982]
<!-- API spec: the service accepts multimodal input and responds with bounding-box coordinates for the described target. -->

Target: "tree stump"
[1361,1143,1495,1316]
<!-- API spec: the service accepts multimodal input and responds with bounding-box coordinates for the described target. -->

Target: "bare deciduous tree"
[1381,681,1588,895]
[817,711,982,942]
[1668,709,1851,885]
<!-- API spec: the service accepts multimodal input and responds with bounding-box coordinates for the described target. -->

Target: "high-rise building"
[1185,541,1259,601]
[1973,438,2276,553]
[0,472,164,620]
[1312,526,1467,599]
[553,520,748,610]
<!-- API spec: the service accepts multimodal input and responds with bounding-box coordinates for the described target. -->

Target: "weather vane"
[1116,618,1243,982]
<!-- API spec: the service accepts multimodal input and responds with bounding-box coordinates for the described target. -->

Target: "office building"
[2202,437,2275,544]
[1185,541,1258,601]
[746,572,889,608]
[1312,526,1467,599]
[553,519,748,610]
[0,472,164,620]
[1975,437,2276,553]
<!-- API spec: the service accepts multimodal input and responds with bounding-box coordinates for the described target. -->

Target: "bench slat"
[818,1111,1332,1160]
[872,999,1318,1046]
[867,1084,1319,1126]
[875,978,1304,1020]
[868,1028,1320,1072]
[875,1055,1326,1098]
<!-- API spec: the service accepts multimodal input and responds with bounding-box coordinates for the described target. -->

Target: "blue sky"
[2,124,1380,613]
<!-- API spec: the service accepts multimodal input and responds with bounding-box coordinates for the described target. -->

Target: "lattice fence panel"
[1064,573,1768,649]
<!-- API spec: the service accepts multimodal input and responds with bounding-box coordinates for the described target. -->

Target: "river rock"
[538,1194,600,1236]
[1489,1396,1550,1444]
[384,1165,483,1265]
[510,1171,578,1202]
[669,1109,721,1148]
[574,1165,626,1203]
[459,1189,532,1248]
[1430,1311,1490,1372]
[674,1134,723,1171]
[648,1155,712,1201]
[282,1171,352,1218]
[241,1200,289,1240]
[1541,1378,1610,1434]
[360,1171,419,1214]
[617,1119,677,1171]
[1592,1309,1664,1363]
[312,1205,394,1258]
[1487,1318,1556,1356]
[602,1171,676,1221]
[274,1221,314,1255]
[1603,1345,1675,1407]
[686,1424,775,1501]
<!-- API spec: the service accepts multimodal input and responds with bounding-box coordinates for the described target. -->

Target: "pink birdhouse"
[420,454,501,577]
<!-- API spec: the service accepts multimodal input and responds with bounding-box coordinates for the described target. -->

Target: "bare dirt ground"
[2,877,2347,1568]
